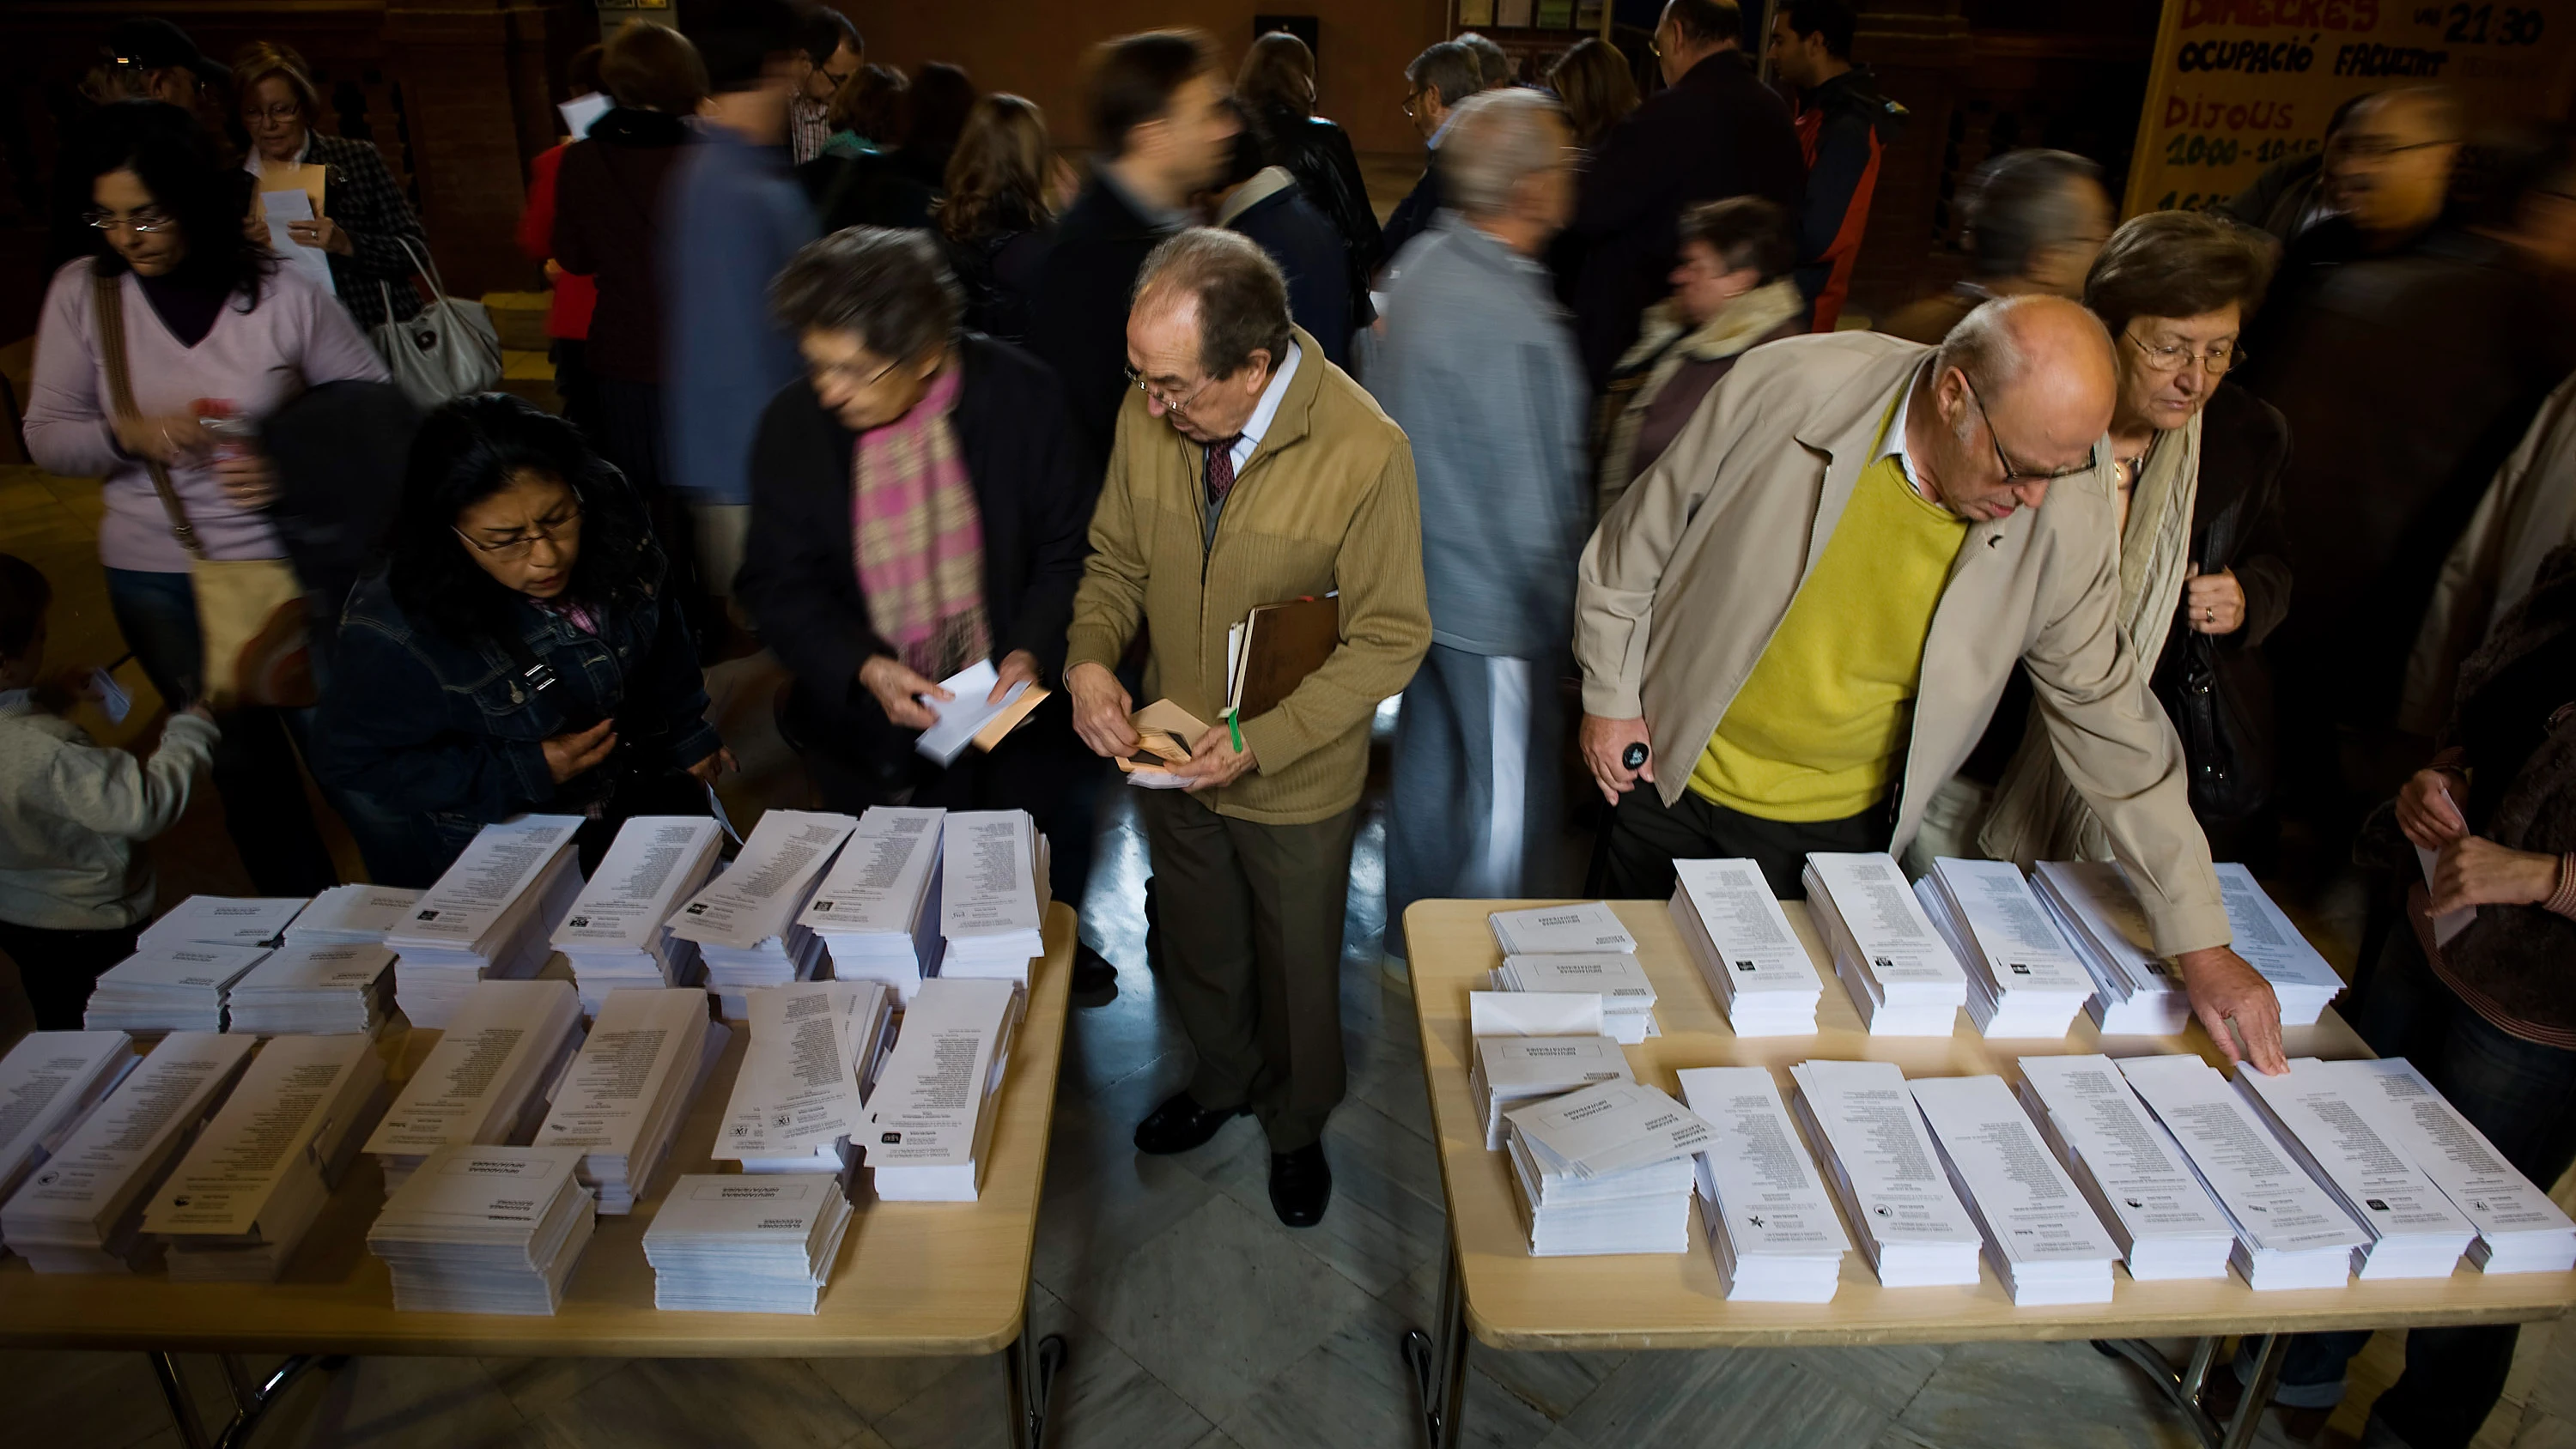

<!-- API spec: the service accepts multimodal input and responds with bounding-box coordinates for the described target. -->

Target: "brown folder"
[1229,595,1340,722]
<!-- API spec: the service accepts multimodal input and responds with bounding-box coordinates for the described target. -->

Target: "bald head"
[1911,294,2113,522]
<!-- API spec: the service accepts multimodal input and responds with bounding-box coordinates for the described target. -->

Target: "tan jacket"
[1066,327,1432,826]
[1574,330,2229,954]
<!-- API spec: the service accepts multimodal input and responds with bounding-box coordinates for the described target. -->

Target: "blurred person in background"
[232,41,428,332]
[27,100,386,897]
[1456,32,1516,89]
[787,6,863,166]
[2221,93,2367,247]
[822,63,908,159]
[1564,0,1804,385]
[1767,0,1906,332]
[1237,31,1384,331]
[936,94,1067,346]
[1381,41,1483,266]
[805,64,934,231]
[891,63,979,194]
[1210,105,1356,368]
[1546,38,1637,155]
[518,44,605,440]
[1593,196,1804,516]
[1880,148,2109,344]
[1372,90,1590,967]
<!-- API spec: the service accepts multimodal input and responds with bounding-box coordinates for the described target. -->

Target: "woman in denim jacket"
[319,393,729,883]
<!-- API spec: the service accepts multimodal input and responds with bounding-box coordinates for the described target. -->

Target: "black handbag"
[2158,482,2277,822]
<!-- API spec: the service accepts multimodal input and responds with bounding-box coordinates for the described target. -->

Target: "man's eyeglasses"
[1965,378,2099,487]
[2123,330,2244,377]
[1125,365,1213,417]
[817,64,855,91]
[454,501,584,561]
[82,209,177,233]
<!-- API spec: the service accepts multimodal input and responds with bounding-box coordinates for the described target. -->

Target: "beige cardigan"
[1573,330,2229,955]
[1066,327,1431,825]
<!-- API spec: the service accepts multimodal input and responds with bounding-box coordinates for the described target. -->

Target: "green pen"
[1226,708,1243,755]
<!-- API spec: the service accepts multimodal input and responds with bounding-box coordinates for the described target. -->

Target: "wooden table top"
[1404,897,2576,1353]
[0,902,1076,1359]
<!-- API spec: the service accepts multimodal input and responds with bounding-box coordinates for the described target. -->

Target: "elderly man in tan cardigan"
[1065,228,1430,1228]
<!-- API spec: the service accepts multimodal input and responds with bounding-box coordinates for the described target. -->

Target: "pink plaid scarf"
[852,366,988,678]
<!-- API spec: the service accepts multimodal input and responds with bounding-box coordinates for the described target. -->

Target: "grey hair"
[1441,88,1565,218]
[769,226,960,361]
[1935,298,2032,395]
[1405,40,1482,109]
[1134,227,1293,379]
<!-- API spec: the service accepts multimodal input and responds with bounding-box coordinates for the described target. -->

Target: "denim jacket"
[318,568,721,840]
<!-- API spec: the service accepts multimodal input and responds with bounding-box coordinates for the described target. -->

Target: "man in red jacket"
[1768,0,1905,332]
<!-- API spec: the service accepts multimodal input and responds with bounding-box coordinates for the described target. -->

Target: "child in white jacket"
[0,555,217,1028]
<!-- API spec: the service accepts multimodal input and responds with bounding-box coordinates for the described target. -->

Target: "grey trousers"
[1136,788,1362,1152]
[1384,644,1565,956]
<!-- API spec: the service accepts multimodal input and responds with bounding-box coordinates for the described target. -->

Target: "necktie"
[1206,435,1243,510]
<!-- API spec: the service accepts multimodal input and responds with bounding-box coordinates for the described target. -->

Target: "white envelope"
[1469,991,1605,1038]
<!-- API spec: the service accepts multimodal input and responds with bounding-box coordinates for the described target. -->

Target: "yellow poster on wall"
[2123,0,2576,217]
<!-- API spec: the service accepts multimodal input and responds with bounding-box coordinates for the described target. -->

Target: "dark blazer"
[554,109,694,385]
[737,335,1091,767]
[942,199,1052,347]
[1025,176,1172,482]
[799,149,938,233]
[1380,164,1443,270]
[1257,109,1383,318]
[1568,52,1805,386]
[307,132,427,330]
[1224,179,1353,370]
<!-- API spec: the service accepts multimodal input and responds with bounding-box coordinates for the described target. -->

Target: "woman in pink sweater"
[25,100,387,894]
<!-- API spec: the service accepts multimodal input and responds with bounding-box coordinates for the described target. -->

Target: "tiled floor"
[4,459,2574,1449]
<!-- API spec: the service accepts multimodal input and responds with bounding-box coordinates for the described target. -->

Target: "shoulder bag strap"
[91,269,205,561]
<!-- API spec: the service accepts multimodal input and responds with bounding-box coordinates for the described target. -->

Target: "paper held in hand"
[1117,699,1211,788]
[913,657,1051,767]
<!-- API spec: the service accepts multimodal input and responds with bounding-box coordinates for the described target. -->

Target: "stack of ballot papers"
[670,809,856,1017]
[386,815,586,1029]
[2213,865,2346,1026]
[1668,859,1823,1036]
[552,816,725,1015]
[222,943,397,1035]
[642,1173,854,1313]
[1501,1080,1710,1256]
[365,979,585,1194]
[85,943,270,1034]
[1910,1074,2122,1304]
[137,895,306,952]
[2014,1054,2237,1280]
[2117,1054,2369,1288]
[2330,1058,2576,1273]
[866,977,1024,1201]
[536,987,725,1213]
[282,883,421,948]
[1787,1059,1983,1285]
[0,1032,137,1235]
[2032,862,2190,1036]
[1802,853,1967,1036]
[1914,858,2096,1038]
[1488,900,1637,957]
[803,807,946,1003]
[1675,1066,1851,1301]
[716,980,894,1174]
[2235,1058,2476,1280]
[939,810,1050,981]
[1469,1037,1632,1151]
[1491,955,1656,1043]
[1,1032,255,1271]
[367,1143,596,1314]
[143,1033,390,1280]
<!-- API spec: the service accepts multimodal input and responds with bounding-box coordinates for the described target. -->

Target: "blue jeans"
[2244,923,2576,1449]
[104,567,340,895]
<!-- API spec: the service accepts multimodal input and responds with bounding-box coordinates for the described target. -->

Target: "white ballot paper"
[866,977,1024,1201]
[1494,954,1656,1042]
[224,942,398,1035]
[0,1032,137,1228]
[260,190,335,295]
[137,895,307,952]
[556,817,726,958]
[557,90,611,139]
[1668,858,1822,1036]
[1488,901,1638,955]
[2328,1057,2576,1273]
[1909,1074,2121,1304]
[940,809,1048,979]
[2116,1053,2368,1289]
[2236,1058,2476,1279]
[2014,1053,2236,1280]
[2033,862,2190,1036]
[669,809,855,952]
[1915,858,2095,1039]
[1675,1066,1850,1301]
[715,980,884,1171]
[392,815,586,955]
[367,1143,597,1315]
[1501,1081,1708,1255]
[913,658,1037,765]
[143,1033,387,1278]
[1471,1037,1632,1151]
[1786,1059,1983,1286]
[2,1031,257,1272]
[84,942,271,1034]
[642,1172,854,1313]
[365,978,585,1192]
[538,987,717,1213]
[285,883,423,946]
[803,807,946,1001]
[1468,991,1607,1040]
[1803,852,1968,1036]
[2211,865,2347,1026]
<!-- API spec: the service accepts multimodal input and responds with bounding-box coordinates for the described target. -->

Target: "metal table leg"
[2098,1334,2289,1449]
[1399,1238,1468,1449]
[1002,1279,1067,1449]
[147,1351,325,1449]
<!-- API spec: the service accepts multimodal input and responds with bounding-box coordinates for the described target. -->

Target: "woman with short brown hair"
[934,94,1062,344]
[1236,30,1381,312]
[229,40,427,330]
[1546,37,1638,154]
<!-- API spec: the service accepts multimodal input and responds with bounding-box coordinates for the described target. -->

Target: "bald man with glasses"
[1577,294,2289,1075]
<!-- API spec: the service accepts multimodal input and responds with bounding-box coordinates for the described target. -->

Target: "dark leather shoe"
[1269,1143,1332,1228]
[1133,1092,1246,1155]
[1070,944,1119,1008]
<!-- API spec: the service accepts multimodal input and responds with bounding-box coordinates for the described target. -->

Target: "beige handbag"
[93,270,316,710]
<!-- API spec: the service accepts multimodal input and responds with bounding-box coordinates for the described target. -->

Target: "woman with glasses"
[1942,209,2291,867]
[230,42,428,331]
[26,100,386,896]
[319,394,730,883]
